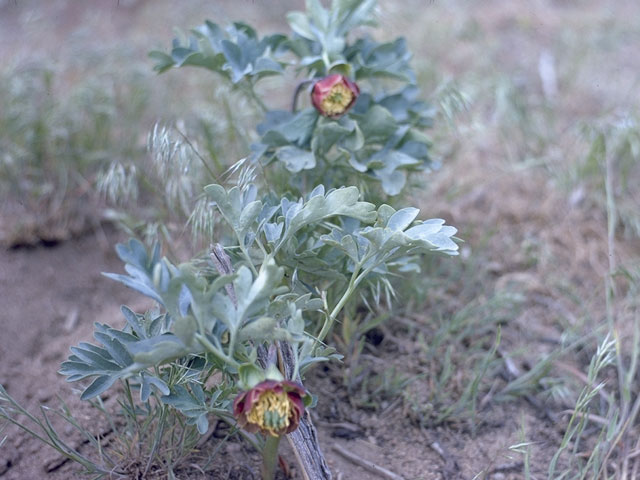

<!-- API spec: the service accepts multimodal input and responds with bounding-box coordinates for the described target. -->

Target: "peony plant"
[150,0,436,200]
[54,1,459,479]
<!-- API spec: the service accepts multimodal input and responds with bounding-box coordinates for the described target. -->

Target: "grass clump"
[0,64,149,247]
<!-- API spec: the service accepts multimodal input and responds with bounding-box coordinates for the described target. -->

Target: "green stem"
[228,328,237,362]
[195,333,240,369]
[124,379,139,427]
[316,263,362,344]
[322,50,331,71]
[239,243,259,276]
[243,81,269,113]
[255,235,268,257]
[291,79,313,112]
[261,435,281,480]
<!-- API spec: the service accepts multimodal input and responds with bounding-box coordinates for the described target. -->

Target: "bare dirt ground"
[1,0,639,479]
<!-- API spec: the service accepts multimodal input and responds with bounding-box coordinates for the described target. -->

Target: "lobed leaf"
[151,20,287,84]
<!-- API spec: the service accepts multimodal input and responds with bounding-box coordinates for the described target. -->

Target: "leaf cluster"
[150,0,435,197]
[60,184,457,423]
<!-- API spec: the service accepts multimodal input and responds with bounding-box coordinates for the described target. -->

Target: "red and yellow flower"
[233,380,310,437]
[311,74,360,118]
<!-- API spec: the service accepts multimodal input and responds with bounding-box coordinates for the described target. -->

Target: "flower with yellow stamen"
[233,379,310,437]
[311,74,360,118]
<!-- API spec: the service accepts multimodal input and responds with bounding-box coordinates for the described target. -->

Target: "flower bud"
[233,380,310,437]
[311,74,360,118]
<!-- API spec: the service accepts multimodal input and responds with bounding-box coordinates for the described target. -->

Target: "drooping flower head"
[233,379,311,437]
[311,74,360,118]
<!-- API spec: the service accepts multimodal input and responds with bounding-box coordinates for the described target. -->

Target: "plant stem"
[261,434,282,480]
[239,243,259,276]
[291,79,313,112]
[195,333,240,369]
[228,328,237,362]
[316,263,362,344]
[243,81,269,113]
[322,51,331,71]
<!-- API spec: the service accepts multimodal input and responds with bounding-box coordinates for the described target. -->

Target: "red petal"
[233,390,248,416]
[312,74,343,113]
[316,74,342,92]
[256,379,280,390]
[288,393,305,415]
[342,76,360,96]
[311,74,360,118]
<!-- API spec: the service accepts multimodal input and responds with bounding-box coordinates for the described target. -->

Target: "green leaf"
[276,146,316,172]
[287,11,317,41]
[140,373,170,402]
[268,293,323,322]
[152,20,284,84]
[104,240,166,305]
[341,119,365,151]
[263,222,284,244]
[196,415,209,435]
[259,108,318,147]
[115,238,151,272]
[387,207,419,231]
[204,183,226,205]
[238,200,263,239]
[103,272,163,305]
[60,316,181,402]
[221,40,250,83]
[405,220,459,253]
[177,50,226,72]
[126,335,195,371]
[319,230,360,262]
[311,118,354,155]
[307,0,330,31]
[283,186,377,243]
[148,51,175,73]
[121,306,149,338]
[253,57,283,76]
[349,37,415,82]
[93,333,133,367]
[239,316,291,342]
[81,375,117,400]
[287,305,305,336]
[298,54,326,73]
[375,204,396,227]
[235,260,285,324]
[70,345,121,372]
[173,315,198,347]
[205,184,262,242]
[196,20,226,49]
[355,105,397,143]
[59,360,102,380]
[161,382,227,434]
[332,0,378,35]
[372,150,422,196]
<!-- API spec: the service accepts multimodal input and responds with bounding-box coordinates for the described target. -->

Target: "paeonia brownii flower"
[311,74,360,118]
[233,380,310,437]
